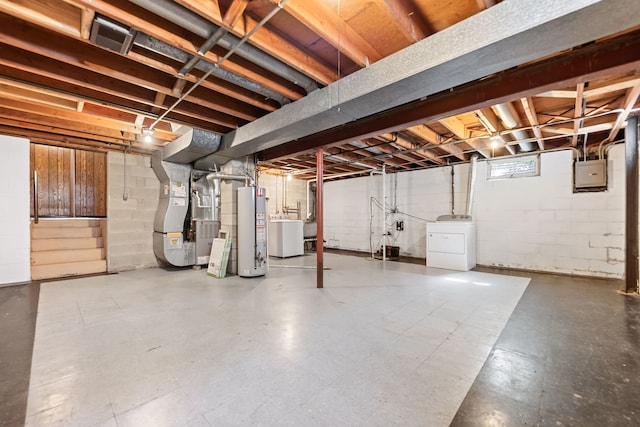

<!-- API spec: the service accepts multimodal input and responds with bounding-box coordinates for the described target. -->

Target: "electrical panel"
[575,160,607,189]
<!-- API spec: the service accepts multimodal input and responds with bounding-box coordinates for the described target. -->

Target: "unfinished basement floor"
[1,253,639,426]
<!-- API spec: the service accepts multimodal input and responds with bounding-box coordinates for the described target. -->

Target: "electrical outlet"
[396,220,404,231]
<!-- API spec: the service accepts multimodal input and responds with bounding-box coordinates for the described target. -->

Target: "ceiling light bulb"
[142,128,153,143]
[287,173,293,181]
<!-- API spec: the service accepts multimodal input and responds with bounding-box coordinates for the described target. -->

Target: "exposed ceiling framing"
[0,0,639,178]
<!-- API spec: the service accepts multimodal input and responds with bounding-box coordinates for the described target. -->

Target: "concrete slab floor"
[1,254,638,426]
[451,268,640,427]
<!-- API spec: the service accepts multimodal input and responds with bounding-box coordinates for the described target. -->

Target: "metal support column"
[625,114,639,294]
[316,148,324,289]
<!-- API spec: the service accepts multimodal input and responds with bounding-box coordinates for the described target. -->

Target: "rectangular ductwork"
[90,15,136,55]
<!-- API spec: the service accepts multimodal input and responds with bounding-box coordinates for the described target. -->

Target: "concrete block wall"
[325,166,470,258]
[107,152,159,272]
[258,173,308,220]
[474,146,625,278]
[0,135,30,285]
[324,144,629,278]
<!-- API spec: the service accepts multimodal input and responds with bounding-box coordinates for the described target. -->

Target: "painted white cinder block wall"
[0,135,31,285]
[258,173,308,220]
[324,144,628,278]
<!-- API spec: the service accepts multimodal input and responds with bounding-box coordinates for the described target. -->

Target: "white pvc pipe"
[465,155,478,217]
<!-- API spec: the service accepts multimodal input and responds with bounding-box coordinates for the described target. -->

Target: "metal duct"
[128,0,319,94]
[465,155,478,217]
[134,33,290,106]
[160,128,221,163]
[193,152,230,171]
[214,0,640,160]
[493,102,535,152]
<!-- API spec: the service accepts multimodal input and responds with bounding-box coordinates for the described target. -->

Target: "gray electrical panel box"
[575,160,607,189]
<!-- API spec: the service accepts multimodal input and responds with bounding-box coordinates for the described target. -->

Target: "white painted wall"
[258,173,308,220]
[107,152,159,272]
[0,135,31,285]
[324,144,628,278]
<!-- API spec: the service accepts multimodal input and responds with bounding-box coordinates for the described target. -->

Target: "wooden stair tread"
[31,260,107,281]
[32,237,104,251]
[32,219,103,228]
[31,248,105,266]
[32,226,102,239]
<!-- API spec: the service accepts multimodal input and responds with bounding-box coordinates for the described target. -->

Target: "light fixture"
[142,128,153,143]
[286,173,293,181]
[489,134,501,149]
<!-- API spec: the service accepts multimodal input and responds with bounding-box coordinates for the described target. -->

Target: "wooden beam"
[174,0,222,24]
[0,81,77,111]
[0,0,83,36]
[223,0,249,29]
[405,125,466,161]
[536,77,640,98]
[0,124,156,154]
[439,116,468,139]
[78,6,94,39]
[126,49,278,111]
[572,82,585,146]
[0,19,246,130]
[0,117,137,146]
[276,0,383,67]
[236,15,338,84]
[474,108,513,153]
[392,134,442,165]
[607,82,640,142]
[0,62,231,134]
[177,3,337,84]
[520,97,545,150]
[72,0,303,100]
[466,140,492,159]
[373,0,432,43]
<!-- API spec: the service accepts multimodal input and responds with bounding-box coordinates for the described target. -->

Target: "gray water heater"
[237,186,267,277]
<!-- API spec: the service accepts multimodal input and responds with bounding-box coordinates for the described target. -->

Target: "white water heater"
[237,186,267,277]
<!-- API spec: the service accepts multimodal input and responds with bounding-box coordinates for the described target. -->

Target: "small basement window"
[487,155,539,180]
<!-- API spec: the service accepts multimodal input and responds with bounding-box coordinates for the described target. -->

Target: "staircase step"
[31,248,105,266]
[32,226,102,239]
[32,237,104,252]
[32,219,102,228]
[31,260,107,281]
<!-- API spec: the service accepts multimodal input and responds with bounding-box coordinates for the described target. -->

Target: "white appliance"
[237,186,267,277]
[269,220,304,258]
[426,215,476,271]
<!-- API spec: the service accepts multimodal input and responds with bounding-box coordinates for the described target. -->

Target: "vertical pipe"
[466,155,478,217]
[625,114,639,294]
[33,170,38,224]
[382,164,386,261]
[451,166,455,215]
[316,148,324,289]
